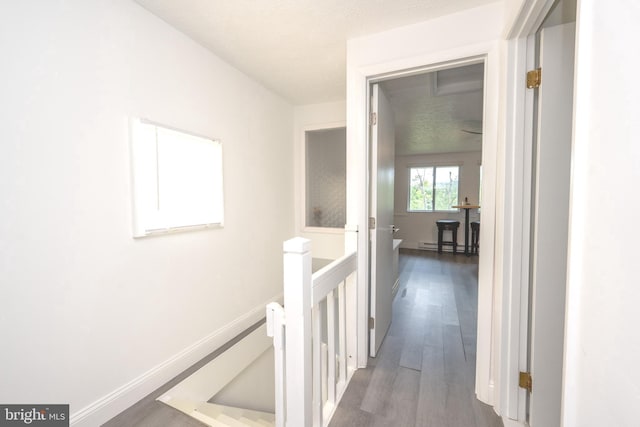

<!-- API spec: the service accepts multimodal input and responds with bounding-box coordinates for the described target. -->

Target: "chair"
[436,220,460,254]
[471,221,480,255]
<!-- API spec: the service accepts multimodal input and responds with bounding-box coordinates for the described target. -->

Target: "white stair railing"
[266,226,358,427]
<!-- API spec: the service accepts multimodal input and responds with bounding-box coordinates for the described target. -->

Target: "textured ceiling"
[381,63,484,156]
[134,0,498,105]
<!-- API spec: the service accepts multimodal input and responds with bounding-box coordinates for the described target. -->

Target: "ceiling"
[381,63,484,156]
[134,0,498,105]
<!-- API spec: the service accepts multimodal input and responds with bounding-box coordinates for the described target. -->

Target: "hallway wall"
[562,1,640,426]
[0,1,293,425]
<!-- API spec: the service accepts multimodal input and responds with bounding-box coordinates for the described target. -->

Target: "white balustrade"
[266,226,358,427]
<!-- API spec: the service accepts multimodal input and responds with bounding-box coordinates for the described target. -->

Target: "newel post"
[283,237,312,427]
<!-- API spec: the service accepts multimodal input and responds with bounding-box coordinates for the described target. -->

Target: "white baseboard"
[70,293,283,427]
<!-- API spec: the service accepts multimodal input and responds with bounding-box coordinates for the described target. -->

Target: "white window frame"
[302,123,347,233]
[129,118,224,237]
[407,164,460,212]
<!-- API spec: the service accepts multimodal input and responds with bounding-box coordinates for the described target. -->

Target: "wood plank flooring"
[329,250,503,427]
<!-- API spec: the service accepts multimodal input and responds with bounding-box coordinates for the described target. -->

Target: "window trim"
[301,123,347,232]
[407,164,461,213]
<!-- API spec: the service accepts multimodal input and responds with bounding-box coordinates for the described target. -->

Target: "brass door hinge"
[519,371,532,392]
[527,68,542,89]
[369,317,375,329]
[370,112,377,126]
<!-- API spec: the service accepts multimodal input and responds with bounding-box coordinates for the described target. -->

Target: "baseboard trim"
[70,293,283,427]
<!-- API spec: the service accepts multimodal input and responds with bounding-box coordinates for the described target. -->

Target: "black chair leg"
[453,229,457,254]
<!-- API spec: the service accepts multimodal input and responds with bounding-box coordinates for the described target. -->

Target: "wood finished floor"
[328,250,503,427]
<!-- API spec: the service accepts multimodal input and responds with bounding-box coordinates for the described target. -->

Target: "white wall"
[293,101,346,260]
[504,0,527,35]
[562,2,640,426]
[394,151,482,250]
[0,1,293,425]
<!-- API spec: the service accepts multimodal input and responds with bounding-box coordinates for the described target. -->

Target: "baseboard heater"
[418,241,459,253]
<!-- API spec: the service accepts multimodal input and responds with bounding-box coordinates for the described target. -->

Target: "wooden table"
[452,205,480,256]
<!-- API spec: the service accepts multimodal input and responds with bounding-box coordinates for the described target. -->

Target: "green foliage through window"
[408,166,459,212]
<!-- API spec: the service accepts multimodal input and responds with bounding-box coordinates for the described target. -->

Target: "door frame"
[348,41,501,404]
[500,0,565,423]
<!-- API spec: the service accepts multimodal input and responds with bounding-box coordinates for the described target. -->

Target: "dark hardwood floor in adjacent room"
[329,250,503,427]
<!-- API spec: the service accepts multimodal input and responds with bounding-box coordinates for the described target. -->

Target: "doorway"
[367,59,489,389]
[345,11,503,404]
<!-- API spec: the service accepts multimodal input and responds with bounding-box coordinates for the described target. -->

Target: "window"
[130,118,224,237]
[408,166,459,212]
[305,127,346,229]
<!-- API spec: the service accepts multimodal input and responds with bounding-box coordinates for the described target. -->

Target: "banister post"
[283,237,312,427]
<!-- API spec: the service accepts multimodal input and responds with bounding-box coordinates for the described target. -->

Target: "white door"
[528,22,575,427]
[369,83,395,357]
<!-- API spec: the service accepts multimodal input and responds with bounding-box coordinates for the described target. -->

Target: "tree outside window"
[408,166,459,212]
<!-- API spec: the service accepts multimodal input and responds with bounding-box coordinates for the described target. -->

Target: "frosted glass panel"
[305,127,346,228]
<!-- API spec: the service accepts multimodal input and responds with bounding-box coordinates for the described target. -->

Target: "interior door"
[528,22,576,427]
[369,83,395,357]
